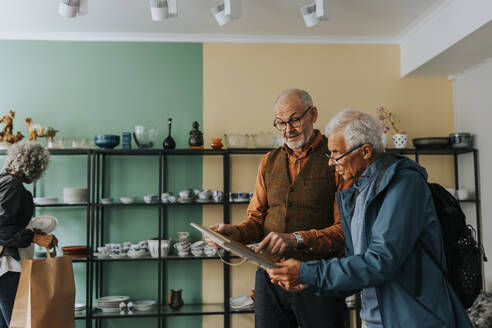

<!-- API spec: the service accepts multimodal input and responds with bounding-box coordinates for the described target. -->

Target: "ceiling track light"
[168,0,178,17]
[211,0,241,26]
[149,0,178,21]
[59,0,87,18]
[301,0,329,27]
[149,0,169,21]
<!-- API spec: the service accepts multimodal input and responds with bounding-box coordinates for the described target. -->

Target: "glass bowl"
[224,134,249,148]
[133,126,158,149]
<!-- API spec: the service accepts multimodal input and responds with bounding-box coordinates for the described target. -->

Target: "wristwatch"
[292,232,305,249]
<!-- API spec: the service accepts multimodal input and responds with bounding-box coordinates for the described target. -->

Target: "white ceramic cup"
[148,240,159,258]
[191,248,203,257]
[457,189,469,200]
[204,245,216,257]
[160,244,170,257]
[174,242,190,252]
[97,246,109,254]
[177,232,190,240]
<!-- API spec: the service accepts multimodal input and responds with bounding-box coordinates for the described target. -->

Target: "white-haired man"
[207,89,351,328]
[267,109,473,328]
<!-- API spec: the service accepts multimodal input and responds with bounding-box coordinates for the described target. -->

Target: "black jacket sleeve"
[0,176,34,248]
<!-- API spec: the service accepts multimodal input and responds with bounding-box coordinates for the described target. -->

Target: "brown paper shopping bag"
[10,247,75,328]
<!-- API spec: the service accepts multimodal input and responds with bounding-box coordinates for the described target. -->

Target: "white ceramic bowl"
[120,197,136,204]
[63,188,88,204]
[143,194,159,204]
[134,300,157,312]
[445,188,457,198]
[177,250,189,257]
[101,198,113,204]
[457,189,470,200]
[97,246,109,254]
[190,240,205,249]
[191,248,203,256]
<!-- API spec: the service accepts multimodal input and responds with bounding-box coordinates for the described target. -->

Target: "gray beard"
[284,130,313,150]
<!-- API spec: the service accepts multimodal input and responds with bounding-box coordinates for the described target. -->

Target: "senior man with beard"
[206,89,351,328]
[266,109,473,328]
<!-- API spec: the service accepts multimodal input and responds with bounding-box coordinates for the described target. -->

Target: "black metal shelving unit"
[3,146,478,328]
[89,148,261,328]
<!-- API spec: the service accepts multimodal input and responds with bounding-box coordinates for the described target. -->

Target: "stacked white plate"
[33,197,58,205]
[63,188,88,204]
[230,295,254,310]
[75,303,86,312]
[95,296,130,312]
[128,250,149,258]
[177,197,194,203]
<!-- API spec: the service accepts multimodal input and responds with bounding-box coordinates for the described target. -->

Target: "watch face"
[293,233,304,249]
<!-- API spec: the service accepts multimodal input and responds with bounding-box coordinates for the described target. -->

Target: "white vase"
[392,133,408,149]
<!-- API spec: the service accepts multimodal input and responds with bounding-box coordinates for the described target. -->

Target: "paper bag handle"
[44,241,58,258]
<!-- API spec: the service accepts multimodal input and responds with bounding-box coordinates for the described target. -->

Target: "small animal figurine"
[24,117,38,141]
[25,117,58,142]
[0,111,24,144]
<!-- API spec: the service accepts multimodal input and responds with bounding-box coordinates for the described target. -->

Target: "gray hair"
[3,142,50,182]
[325,109,385,154]
[273,89,313,108]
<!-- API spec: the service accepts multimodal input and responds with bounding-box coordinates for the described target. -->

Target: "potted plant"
[376,106,407,149]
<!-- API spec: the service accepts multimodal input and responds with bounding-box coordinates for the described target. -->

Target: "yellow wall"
[202,43,455,328]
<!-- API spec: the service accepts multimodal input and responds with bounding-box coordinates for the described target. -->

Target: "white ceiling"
[406,21,492,77]
[0,0,444,42]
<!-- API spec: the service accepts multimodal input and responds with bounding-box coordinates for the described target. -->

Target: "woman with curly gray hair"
[0,143,57,328]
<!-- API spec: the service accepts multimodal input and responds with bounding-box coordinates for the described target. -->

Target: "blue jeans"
[254,268,346,328]
[0,272,20,328]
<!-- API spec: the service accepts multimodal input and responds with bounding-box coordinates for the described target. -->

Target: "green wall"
[0,41,203,328]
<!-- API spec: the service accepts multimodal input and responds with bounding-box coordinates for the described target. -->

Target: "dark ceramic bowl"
[412,137,450,149]
[94,135,120,149]
[449,133,472,148]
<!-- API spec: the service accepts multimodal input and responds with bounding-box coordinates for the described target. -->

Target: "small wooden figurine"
[0,111,24,144]
[25,117,58,142]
